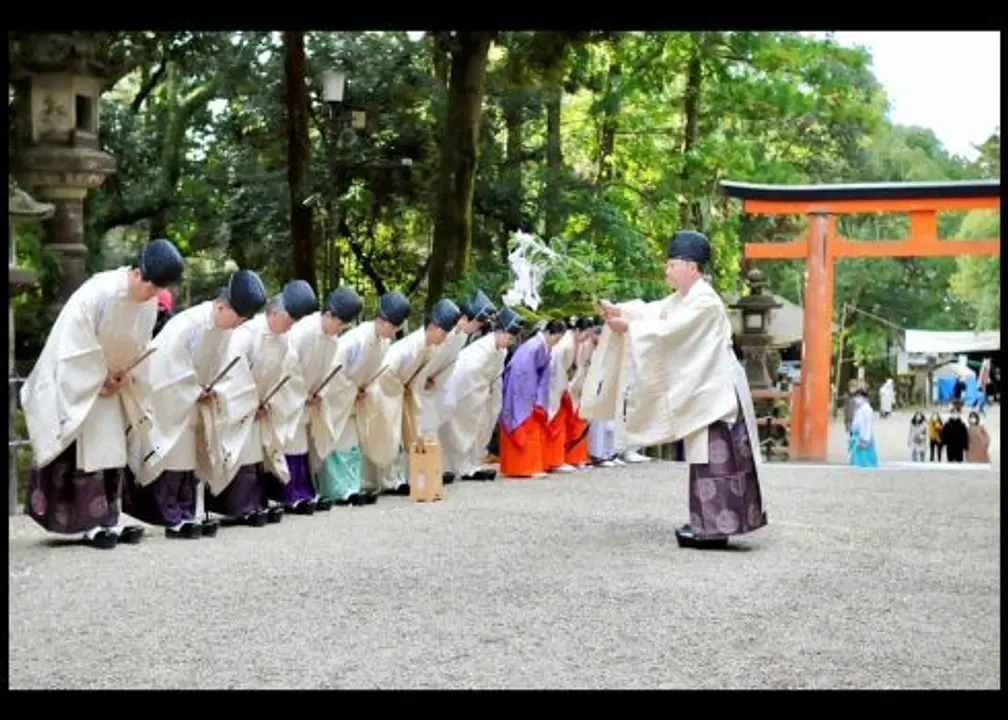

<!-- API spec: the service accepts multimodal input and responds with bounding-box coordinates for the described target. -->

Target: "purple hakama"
[263,453,316,506]
[26,442,121,534]
[688,415,767,540]
[205,463,264,518]
[121,468,198,527]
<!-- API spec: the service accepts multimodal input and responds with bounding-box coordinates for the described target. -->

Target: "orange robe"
[543,390,589,468]
[499,407,548,478]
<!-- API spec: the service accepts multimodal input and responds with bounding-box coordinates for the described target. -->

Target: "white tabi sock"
[84,527,102,540]
[103,525,123,536]
[170,521,187,531]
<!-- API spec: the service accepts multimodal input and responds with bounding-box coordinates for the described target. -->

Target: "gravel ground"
[9,452,1000,689]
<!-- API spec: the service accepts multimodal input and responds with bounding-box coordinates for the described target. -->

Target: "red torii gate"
[720,179,1001,462]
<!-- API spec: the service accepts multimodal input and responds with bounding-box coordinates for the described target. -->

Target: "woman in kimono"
[122,269,268,539]
[206,280,318,527]
[498,319,568,479]
[22,238,184,549]
[848,388,880,468]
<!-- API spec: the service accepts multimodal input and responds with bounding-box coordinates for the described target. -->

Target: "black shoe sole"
[118,526,145,544]
[315,499,334,512]
[266,508,284,524]
[82,531,119,549]
[201,520,220,537]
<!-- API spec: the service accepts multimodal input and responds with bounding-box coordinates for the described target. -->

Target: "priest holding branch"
[585,230,767,549]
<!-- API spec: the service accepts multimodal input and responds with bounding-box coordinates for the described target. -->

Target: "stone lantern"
[730,266,781,417]
[9,33,119,305]
[9,183,54,515]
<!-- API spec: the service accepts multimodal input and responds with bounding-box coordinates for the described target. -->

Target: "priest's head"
[215,269,268,329]
[571,316,594,343]
[128,238,184,303]
[375,290,411,339]
[267,280,319,334]
[322,286,364,336]
[493,306,525,349]
[543,319,567,347]
[459,289,497,334]
[665,230,710,292]
[426,298,462,346]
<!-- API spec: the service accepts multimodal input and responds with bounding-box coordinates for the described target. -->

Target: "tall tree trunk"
[500,58,526,263]
[283,31,316,291]
[595,60,622,190]
[427,31,493,310]
[544,84,564,241]
[679,32,708,231]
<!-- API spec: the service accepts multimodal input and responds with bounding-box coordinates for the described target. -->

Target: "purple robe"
[205,463,264,518]
[121,468,198,527]
[26,442,121,534]
[263,453,316,506]
[688,413,767,540]
[499,334,551,434]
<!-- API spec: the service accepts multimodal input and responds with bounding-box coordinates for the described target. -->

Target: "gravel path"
[9,454,1000,689]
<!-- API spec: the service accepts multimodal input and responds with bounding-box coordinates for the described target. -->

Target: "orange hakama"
[543,390,589,469]
[499,406,549,478]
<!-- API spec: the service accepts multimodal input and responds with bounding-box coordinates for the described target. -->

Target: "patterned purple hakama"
[263,453,316,506]
[688,416,767,540]
[122,468,198,527]
[26,443,121,534]
[205,463,264,518]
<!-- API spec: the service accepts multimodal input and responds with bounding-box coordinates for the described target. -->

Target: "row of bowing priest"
[21,230,767,552]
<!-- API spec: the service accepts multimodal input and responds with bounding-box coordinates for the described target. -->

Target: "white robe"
[416,326,469,432]
[879,380,895,414]
[437,333,507,476]
[20,268,158,473]
[580,279,761,465]
[325,320,389,454]
[546,331,577,421]
[129,301,258,492]
[851,402,874,443]
[357,327,436,469]
[230,314,304,485]
[286,312,343,470]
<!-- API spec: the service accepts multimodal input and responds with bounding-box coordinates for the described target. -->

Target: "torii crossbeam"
[721,179,1001,462]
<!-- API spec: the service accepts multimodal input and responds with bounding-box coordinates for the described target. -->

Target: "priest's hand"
[197,389,216,405]
[606,317,629,335]
[101,373,129,396]
[356,387,367,401]
[594,299,620,319]
[254,406,267,421]
[424,377,436,391]
[306,394,322,408]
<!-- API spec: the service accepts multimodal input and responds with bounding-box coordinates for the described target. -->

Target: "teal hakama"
[847,432,879,467]
[847,393,879,468]
[315,445,363,501]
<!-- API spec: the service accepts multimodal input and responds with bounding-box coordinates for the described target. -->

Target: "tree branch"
[130,61,167,114]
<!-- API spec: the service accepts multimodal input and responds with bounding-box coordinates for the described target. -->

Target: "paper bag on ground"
[409,433,443,502]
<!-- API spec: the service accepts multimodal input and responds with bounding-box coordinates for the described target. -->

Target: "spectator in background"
[907,412,928,463]
[965,411,991,464]
[843,379,860,435]
[927,412,944,462]
[941,406,969,463]
[878,378,895,419]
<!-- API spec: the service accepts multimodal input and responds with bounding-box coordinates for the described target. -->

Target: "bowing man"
[587,230,767,549]
[498,319,567,479]
[22,238,184,549]
[542,316,593,473]
[206,280,318,527]
[439,306,525,483]
[413,290,497,477]
[275,286,363,515]
[314,291,403,507]
[123,268,267,540]
[358,297,459,497]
